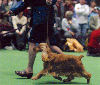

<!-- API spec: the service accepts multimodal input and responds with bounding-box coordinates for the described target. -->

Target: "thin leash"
[46,0,53,46]
[46,5,50,46]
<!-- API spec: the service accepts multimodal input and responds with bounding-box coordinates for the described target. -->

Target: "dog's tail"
[78,55,84,60]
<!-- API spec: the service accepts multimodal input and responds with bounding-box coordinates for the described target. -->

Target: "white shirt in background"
[97,17,100,29]
[8,1,13,8]
[12,16,27,34]
[62,18,79,31]
[75,3,90,24]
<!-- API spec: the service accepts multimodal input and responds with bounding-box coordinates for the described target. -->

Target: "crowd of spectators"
[0,0,31,50]
[0,0,100,56]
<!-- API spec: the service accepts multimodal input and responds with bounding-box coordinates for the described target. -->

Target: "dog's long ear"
[33,46,40,52]
[46,44,52,52]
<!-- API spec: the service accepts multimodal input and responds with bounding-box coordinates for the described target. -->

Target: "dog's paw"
[63,79,71,83]
[31,76,38,80]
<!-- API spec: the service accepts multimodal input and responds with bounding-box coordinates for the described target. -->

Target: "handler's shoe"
[15,70,33,79]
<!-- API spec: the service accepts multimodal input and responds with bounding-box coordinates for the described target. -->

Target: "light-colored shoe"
[4,46,14,50]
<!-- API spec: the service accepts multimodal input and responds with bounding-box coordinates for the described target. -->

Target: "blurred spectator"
[72,0,78,4]
[0,12,14,49]
[24,7,32,18]
[89,7,100,33]
[55,0,64,19]
[87,28,100,56]
[0,0,2,5]
[86,0,91,5]
[74,0,89,48]
[64,0,74,13]
[2,0,9,12]
[10,0,17,9]
[8,0,13,9]
[88,0,98,34]
[89,0,98,16]
[0,0,6,13]
[2,0,8,5]
[89,0,96,13]
[12,12,27,50]
[8,0,24,24]
[61,11,80,39]
[10,0,23,10]
[95,0,100,6]
[54,0,64,28]
[0,1,9,24]
[87,7,100,56]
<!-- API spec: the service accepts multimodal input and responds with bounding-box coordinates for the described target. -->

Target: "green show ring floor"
[0,49,100,85]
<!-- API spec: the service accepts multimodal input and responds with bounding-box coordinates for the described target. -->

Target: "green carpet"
[0,49,100,85]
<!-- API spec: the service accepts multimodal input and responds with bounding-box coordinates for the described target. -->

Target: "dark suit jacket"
[11,0,57,25]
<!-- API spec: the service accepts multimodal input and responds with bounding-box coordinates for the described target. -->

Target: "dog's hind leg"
[79,65,91,84]
[53,76,62,81]
[31,69,48,80]
[81,71,91,84]
[50,72,62,81]
[63,75,74,82]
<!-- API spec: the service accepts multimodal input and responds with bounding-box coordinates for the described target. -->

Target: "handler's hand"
[69,31,75,36]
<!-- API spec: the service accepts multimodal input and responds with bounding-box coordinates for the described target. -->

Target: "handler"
[6,0,63,78]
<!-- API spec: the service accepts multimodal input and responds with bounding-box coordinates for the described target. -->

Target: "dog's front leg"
[31,69,48,80]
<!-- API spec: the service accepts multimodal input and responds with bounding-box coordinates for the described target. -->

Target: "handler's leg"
[26,42,36,73]
[15,42,36,78]
[51,45,64,54]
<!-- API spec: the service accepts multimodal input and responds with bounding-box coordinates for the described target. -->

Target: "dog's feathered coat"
[32,43,91,84]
